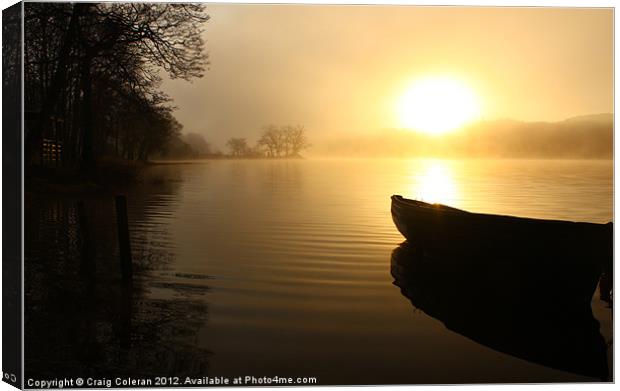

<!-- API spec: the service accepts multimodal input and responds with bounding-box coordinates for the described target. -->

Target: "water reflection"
[23,159,613,384]
[25,169,211,379]
[410,159,458,205]
[256,160,305,201]
[390,242,611,381]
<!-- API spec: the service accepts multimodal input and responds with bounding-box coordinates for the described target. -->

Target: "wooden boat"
[391,195,613,269]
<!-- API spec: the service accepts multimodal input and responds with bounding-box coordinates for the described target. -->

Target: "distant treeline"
[225,125,310,158]
[157,132,223,159]
[315,114,613,159]
[154,125,311,160]
[23,2,208,169]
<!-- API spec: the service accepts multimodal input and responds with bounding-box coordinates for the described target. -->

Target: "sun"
[396,76,481,135]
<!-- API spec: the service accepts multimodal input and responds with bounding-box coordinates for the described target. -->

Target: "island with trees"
[224,125,310,159]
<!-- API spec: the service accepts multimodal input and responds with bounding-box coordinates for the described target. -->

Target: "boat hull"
[391,195,613,270]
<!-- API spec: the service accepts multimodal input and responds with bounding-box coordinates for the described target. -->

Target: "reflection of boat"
[391,242,610,381]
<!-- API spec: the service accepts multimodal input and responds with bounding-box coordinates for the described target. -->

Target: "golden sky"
[161,5,613,146]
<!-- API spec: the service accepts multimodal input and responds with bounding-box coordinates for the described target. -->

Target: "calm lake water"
[25,158,613,385]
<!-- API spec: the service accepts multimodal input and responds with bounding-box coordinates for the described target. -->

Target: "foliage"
[159,132,217,159]
[224,125,310,158]
[256,125,309,158]
[226,138,249,157]
[24,2,209,167]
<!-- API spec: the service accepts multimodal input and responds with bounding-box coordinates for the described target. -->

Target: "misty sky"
[160,5,613,148]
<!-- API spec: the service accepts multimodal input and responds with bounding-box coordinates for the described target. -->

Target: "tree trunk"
[79,53,95,171]
[26,4,85,166]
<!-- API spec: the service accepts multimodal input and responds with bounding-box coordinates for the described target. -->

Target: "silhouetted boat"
[391,195,612,278]
[391,242,611,381]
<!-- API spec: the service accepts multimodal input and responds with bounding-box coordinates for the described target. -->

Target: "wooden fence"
[41,138,63,166]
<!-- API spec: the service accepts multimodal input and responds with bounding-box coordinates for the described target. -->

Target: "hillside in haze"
[312,114,613,159]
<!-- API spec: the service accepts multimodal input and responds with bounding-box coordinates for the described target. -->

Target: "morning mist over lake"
[161,5,612,157]
[6,2,613,389]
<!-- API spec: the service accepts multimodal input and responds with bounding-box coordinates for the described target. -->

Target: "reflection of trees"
[259,160,304,199]
[25,170,211,379]
[390,242,610,381]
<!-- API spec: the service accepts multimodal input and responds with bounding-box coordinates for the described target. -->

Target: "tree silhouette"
[257,125,283,157]
[283,125,310,157]
[24,2,209,168]
[257,125,309,157]
[226,138,248,157]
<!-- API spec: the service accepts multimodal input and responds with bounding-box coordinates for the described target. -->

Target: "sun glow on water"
[411,160,459,205]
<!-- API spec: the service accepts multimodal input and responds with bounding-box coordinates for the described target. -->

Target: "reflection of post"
[76,201,99,363]
[77,201,95,278]
[120,284,133,349]
[115,195,133,285]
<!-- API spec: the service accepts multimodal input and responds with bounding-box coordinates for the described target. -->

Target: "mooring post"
[115,195,133,285]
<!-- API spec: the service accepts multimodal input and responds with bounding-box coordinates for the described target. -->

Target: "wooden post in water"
[115,195,133,285]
